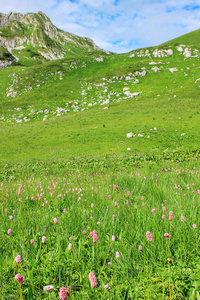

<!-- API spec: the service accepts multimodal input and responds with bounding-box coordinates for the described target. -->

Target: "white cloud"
[0,0,200,53]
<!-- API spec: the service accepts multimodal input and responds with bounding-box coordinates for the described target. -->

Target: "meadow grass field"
[0,29,200,299]
[1,157,200,299]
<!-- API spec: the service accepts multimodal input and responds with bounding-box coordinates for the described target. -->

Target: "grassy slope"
[160,28,200,46]
[0,30,200,163]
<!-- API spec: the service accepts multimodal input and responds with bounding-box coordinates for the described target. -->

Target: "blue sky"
[0,0,200,53]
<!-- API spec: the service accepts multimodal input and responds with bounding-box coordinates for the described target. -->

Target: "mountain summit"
[0,11,105,64]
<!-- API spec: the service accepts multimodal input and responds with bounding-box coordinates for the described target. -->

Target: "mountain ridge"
[0,11,107,63]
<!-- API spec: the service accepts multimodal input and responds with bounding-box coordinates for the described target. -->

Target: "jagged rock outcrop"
[0,59,13,68]
[0,11,104,62]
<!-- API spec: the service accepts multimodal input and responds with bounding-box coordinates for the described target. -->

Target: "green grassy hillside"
[0,28,200,164]
[160,28,200,47]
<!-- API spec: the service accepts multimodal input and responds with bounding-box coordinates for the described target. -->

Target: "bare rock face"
[0,11,103,62]
[0,59,13,68]
[0,12,24,28]
[0,36,27,48]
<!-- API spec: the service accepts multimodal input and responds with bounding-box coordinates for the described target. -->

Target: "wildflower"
[114,202,118,207]
[97,221,100,225]
[113,184,116,190]
[163,207,166,212]
[146,231,152,242]
[91,203,94,208]
[104,285,109,290]
[112,214,115,219]
[167,258,171,262]
[108,262,112,265]
[142,202,144,206]
[193,224,197,228]
[53,218,58,224]
[112,235,115,241]
[181,216,185,222]
[89,272,98,288]
[68,243,72,250]
[108,195,111,200]
[89,230,97,236]
[14,255,22,263]
[151,209,156,213]
[164,233,170,240]
[66,286,70,294]
[93,233,98,243]
[127,191,130,196]
[9,215,13,220]
[15,274,25,284]
[82,231,86,234]
[52,180,56,190]
[7,229,11,234]
[116,251,120,258]
[162,214,165,220]
[42,236,46,243]
[138,245,142,251]
[43,285,54,291]
[18,187,21,196]
[169,211,173,221]
[69,237,73,241]
[59,287,67,300]
[30,239,34,244]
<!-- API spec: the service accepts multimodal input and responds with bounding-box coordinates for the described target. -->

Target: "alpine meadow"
[0,11,200,300]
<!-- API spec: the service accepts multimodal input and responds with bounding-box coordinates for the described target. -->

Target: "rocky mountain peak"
[0,11,104,63]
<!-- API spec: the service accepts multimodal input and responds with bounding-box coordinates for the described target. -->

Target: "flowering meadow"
[0,159,200,299]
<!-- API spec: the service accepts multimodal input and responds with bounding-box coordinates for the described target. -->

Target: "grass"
[0,158,200,299]
[0,41,200,162]
[160,29,200,47]
[0,22,200,299]
[0,47,14,61]
[0,93,199,162]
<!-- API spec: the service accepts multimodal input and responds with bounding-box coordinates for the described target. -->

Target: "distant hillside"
[160,28,200,47]
[0,14,200,161]
[0,11,106,64]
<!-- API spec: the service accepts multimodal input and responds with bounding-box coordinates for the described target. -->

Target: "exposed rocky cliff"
[0,11,104,62]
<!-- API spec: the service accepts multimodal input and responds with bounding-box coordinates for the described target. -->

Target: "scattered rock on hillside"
[183,48,191,58]
[123,89,141,98]
[152,66,160,72]
[95,57,104,62]
[152,49,173,58]
[169,68,178,73]
[135,70,146,76]
[126,132,134,138]
[176,46,183,52]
